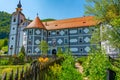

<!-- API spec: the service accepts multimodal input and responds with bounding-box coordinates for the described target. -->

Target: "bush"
[77,56,87,65]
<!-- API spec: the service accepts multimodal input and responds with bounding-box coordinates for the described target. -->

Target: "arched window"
[12,37,14,40]
[13,18,16,22]
[28,49,31,53]
[21,19,23,23]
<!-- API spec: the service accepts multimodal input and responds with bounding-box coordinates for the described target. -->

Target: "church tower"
[8,0,26,55]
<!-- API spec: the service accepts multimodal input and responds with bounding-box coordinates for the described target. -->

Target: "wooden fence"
[2,57,63,80]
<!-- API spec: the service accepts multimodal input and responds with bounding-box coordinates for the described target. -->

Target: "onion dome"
[17,0,22,8]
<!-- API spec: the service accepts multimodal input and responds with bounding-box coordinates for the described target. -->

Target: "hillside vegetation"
[0,11,11,39]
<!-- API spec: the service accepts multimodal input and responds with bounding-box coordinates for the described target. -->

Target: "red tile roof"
[26,16,45,29]
[26,16,99,30]
[43,16,99,30]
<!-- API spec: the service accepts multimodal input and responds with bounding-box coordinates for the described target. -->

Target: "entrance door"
[52,49,57,55]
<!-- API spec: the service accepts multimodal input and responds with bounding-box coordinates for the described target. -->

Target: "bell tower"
[8,0,25,55]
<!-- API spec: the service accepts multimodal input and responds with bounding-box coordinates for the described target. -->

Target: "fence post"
[2,73,7,80]
[37,62,40,80]
[9,70,13,80]
[14,67,19,80]
[107,69,116,80]
[20,67,24,80]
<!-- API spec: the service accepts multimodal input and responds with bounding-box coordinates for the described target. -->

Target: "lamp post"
[10,47,13,56]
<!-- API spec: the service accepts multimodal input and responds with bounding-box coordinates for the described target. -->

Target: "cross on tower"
[37,13,39,17]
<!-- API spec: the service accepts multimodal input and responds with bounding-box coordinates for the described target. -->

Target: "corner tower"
[24,15,47,56]
[8,0,26,55]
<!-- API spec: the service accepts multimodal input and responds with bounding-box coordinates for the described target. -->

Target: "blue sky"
[0,0,86,20]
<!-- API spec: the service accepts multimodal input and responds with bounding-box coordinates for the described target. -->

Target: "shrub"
[77,56,87,65]
[0,59,9,65]
[83,50,110,80]
[57,47,63,57]
[49,63,62,79]
[58,53,83,80]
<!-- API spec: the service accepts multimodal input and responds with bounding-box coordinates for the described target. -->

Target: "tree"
[83,50,110,80]
[0,39,8,50]
[18,52,25,64]
[0,39,5,50]
[85,0,120,48]
[20,46,26,56]
[57,47,63,57]
[39,40,49,56]
[0,11,11,39]
[1,46,8,54]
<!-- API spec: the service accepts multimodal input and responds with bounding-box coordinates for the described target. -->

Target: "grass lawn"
[0,63,30,79]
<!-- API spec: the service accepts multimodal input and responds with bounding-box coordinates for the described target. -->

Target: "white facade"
[8,2,28,55]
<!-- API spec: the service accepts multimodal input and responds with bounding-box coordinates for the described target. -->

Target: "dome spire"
[37,13,39,17]
[17,0,22,8]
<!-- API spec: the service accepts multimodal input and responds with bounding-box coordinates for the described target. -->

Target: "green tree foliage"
[85,0,120,23]
[57,47,63,57]
[58,53,83,80]
[83,50,110,80]
[49,63,62,80]
[0,39,8,50]
[18,52,25,62]
[85,0,120,48]
[0,11,11,39]
[1,46,8,54]
[109,55,120,79]
[39,40,49,55]
[20,46,26,55]
[41,18,56,22]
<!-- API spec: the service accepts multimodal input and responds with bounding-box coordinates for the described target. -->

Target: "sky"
[0,0,86,20]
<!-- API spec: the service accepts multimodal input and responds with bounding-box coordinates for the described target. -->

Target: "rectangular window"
[29,29,32,35]
[29,36,32,39]
[64,38,68,44]
[56,30,59,35]
[48,31,51,36]
[79,37,83,43]
[28,49,31,53]
[79,48,83,53]
[28,40,32,45]
[44,31,46,36]
[65,30,68,35]
[79,28,82,34]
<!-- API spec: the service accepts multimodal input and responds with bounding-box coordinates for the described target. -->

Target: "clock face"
[52,39,56,47]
